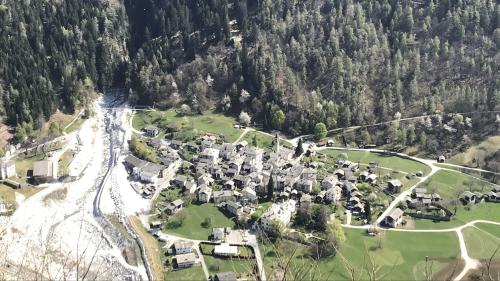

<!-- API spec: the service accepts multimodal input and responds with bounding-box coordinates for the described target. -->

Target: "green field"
[241,131,293,151]
[261,228,460,281]
[448,136,500,167]
[417,170,495,201]
[164,266,206,281]
[463,223,500,259]
[64,118,85,133]
[163,203,235,240]
[15,154,46,179]
[0,184,42,206]
[133,109,242,142]
[409,169,499,229]
[413,203,500,229]
[320,149,432,176]
[204,255,256,279]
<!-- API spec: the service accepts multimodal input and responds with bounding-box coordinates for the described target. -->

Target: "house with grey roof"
[172,175,188,188]
[325,186,342,203]
[225,201,243,216]
[387,179,403,194]
[220,143,237,160]
[174,253,196,268]
[213,190,235,204]
[211,227,225,241]
[383,208,404,228]
[199,148,220,165]
[295,178,314,193]
[173,240,193,254]
[144,125,159,137]
[214,272,237,281]
[165,199,184,215]
[33,160,57,184]
[461,191,476,205]
[198,185,212,203]
[321,175,339,190]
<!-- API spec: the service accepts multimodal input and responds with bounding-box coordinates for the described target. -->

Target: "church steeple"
[275,133,280,154]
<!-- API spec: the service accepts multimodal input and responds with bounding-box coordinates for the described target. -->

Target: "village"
[121,113,500,281]
[0,101,499,281]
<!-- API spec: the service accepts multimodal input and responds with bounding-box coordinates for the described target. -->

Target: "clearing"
[203,254,256,280]
[241,131,293,150]
[0,184,42,206]
[133,109,242,143]
[320,150,431,175]
[164,266,206,281]
[448,135,500,168]
[411,170,499,229]
[413,203,500,229]
[162,203,235,240]
[129,215,164,281]
[462,223,500,259]
[15,154,45,179]
[261,228,460,281]
[416,170,495,201]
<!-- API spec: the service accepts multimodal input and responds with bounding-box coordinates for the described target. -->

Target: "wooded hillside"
[1,0,499,137]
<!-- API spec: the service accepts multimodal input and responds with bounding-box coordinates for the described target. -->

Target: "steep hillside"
[125,0,500,136]
[0,0,128,127]
[0,0,498,140]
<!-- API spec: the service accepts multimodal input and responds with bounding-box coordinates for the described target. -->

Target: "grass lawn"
[0,184,42,206]
[15,154,46,179]
[33,111,81,139]
[133,109,242,143]
[58,150,75,177]
[241,131,293,151]
[463,224,500,259]
[448,136,500,167]
[261,228,460,281]
[476,223,500,238]
[417,170,495,201]
[320,149,432,176]
[203,255,256,279]
[164,266,206,281]
[128,215,164,281]
[252,201,272,220]
[413,203,500,229]
[64,118,85,133]
[163,203,235,240]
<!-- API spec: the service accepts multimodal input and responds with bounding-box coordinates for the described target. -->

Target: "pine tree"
[267,176,274,200]
[295,138,304,157]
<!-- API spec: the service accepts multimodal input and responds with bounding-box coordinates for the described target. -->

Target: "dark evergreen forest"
[1,0,499,136]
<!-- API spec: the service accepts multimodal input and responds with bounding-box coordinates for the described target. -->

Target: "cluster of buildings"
[462,186,500,205]
[123,154,171,184]
[162,132,415,230]
[168,134,297,222]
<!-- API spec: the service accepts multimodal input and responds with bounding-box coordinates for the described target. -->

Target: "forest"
[1,0,499,137]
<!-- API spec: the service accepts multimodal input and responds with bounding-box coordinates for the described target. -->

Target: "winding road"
[126,109,500,281]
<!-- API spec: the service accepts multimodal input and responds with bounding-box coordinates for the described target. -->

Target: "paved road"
[289,110,500,142]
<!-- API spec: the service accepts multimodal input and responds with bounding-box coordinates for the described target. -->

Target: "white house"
[321,175,338,190]
[174,241,193,254]
[325,186,342,203]
[0,160,16,180]
[175,253,196,268]
[242,187,257,202]
[214,243,239,257]
[199,148,220,164]
[212,228,225,241]
[198,173,214,186]
[198,185,213,203]
[260,200,296,232]
[295,179,314,193]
